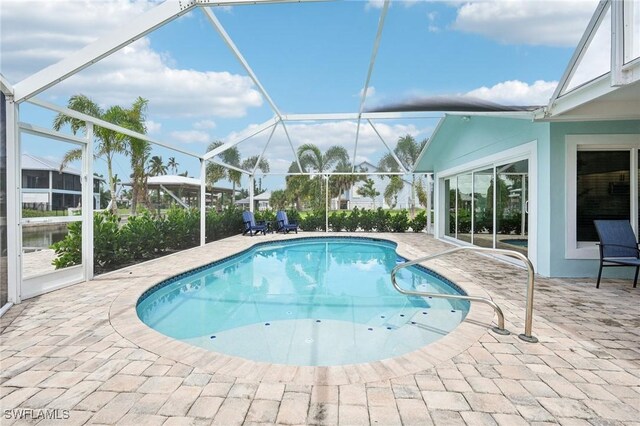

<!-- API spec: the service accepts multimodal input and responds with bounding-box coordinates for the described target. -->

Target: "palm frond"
[59,148,83,172]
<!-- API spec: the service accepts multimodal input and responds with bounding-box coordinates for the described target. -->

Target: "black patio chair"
[593,220,640,288]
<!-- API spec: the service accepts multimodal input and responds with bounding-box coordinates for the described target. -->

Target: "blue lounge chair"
[242,211,267,236]
[276,210,298,234]
[594,220,639,288]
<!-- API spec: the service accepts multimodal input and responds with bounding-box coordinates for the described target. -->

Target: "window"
[577,151,630,241]
[566,135,640,258]
[22,170,49,189]
[441,160,529,255]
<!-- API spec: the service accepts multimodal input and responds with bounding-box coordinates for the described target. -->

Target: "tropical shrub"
[373,208,391,232]
[300,209,325,231]
[51,221,82,269]
[358,209,375,232]
[328,211,346,232]
[389,210,410,232]
[94,212,125,267]
[344,207,360,232]
[410,210,428,232]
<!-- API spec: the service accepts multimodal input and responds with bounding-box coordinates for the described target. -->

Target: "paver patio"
[1,232,638,425]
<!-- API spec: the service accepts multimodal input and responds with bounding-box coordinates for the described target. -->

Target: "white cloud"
[464,80,557,106]
[194,119,217,130]
[452,0,598,47]
[427,11,441,33]
[170,130,211,144]
[146,120,162,134]
[365,0,386,10]
[358,86,376,99]
[1,0,263,118]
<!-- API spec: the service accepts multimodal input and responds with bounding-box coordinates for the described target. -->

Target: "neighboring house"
[414,2,640,279]
[123,175,236,209]
[236,191,271,211]
[21,154,102,210]
[339,161,416,210]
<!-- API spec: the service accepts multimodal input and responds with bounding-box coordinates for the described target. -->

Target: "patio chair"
[242,211,267,236]
[276,210,298,234]
[593,220,639,288]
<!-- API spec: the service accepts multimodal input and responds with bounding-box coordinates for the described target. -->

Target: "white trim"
[19,122,87,146]
[200,159,206,246]
[6,98,21,304]
[82,123,94,281]
[1,74,14,97]
[565,134,640,259]
[27,98,202,159]
[550,0,610,103]
[0,302,13,318]
[435,141,538,270]
[21,266,85,300]
[21,216,82,225]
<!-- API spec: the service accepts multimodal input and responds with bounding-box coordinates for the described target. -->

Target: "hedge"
[52,206,430,274]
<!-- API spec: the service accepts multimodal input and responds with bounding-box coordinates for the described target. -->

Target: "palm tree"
[329,160,362,209]
[297,144,349,209]
[54,94,138,214]
[383,175,404,209]
[241,155,270,175]
[204,142,244,204]
[205,141,227,188]
[285,161,311,210]
[377,135,428,216]
[270,189,288,210]
[125,97,151,215]
[168,157,179,175]
[148,155,167,176]
[357,178,380,208]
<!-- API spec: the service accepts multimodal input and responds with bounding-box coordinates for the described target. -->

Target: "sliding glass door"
[442,158,529,255]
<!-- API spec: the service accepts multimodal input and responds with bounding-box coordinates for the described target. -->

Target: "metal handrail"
[391,246,538,343]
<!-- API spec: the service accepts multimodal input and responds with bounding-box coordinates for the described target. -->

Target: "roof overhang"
[535,76,640,122]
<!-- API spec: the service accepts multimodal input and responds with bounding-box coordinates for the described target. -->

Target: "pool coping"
[109,232,496,385]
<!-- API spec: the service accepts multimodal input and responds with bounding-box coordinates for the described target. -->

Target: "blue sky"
[1,0,598,192]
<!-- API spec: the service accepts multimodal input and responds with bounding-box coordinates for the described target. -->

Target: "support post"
[426,174,432,234]
[6,96,21,303]
[249,175,254,213]
[82,123,94,281]
[200,159,206,246]
[325,174,329,233]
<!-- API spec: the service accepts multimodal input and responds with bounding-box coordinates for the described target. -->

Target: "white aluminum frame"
[564,134,640,259]
[435,142,538,271]
[544,0,640,119]
[352,0,389,172]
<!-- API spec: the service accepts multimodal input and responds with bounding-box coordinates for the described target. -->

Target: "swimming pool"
[136,237,469,366]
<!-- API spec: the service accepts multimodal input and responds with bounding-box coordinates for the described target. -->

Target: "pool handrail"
[391,246,538,343]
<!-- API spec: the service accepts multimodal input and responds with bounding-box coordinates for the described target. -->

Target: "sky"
[0,0,600,193]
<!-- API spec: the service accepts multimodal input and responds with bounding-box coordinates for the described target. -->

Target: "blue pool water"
[137,238,469,366]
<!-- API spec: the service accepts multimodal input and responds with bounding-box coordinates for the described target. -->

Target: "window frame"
[565,134,640,259]
[436,141,537,268]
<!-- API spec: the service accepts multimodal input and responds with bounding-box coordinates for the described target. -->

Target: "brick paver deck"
[1,233,638,425]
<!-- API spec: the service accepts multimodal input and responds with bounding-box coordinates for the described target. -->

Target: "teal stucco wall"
[417,115,552,276]
[548,120,640,278]
[418,115,640,279]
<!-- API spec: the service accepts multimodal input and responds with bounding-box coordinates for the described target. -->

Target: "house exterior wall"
[548,120,640,277]
[418,115,640,279]
[346,175,414,210]
[417,116,552,275]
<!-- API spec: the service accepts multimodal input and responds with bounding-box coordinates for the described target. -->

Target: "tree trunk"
[107,157,118,215]
[410,175,416,218]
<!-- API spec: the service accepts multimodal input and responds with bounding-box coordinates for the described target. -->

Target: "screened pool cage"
[0,0,441,305]
[2,0,636,307]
